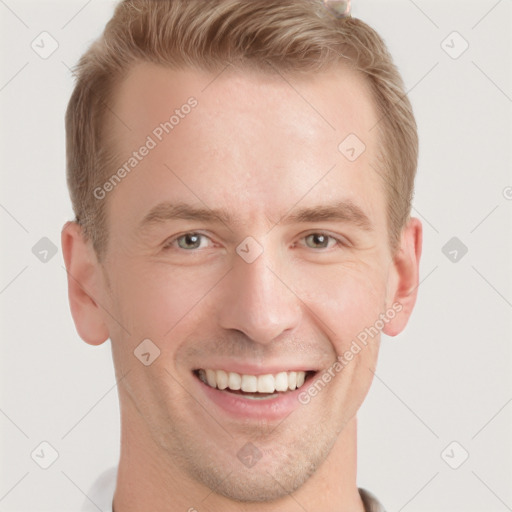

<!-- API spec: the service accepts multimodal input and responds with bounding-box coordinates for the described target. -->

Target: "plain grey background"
[1,0,511,510]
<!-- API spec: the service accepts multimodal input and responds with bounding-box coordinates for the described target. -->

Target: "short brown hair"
[66,0,418,260]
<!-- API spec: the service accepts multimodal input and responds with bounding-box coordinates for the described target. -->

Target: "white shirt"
[81,466,386,512]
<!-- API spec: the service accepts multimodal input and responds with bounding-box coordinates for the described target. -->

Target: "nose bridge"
[218,247,300,343]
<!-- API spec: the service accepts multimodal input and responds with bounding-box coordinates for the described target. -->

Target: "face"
[72,62,418,501]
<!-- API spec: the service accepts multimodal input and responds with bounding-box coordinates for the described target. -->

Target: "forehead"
[104,62,384,235]
[111,62,377,146]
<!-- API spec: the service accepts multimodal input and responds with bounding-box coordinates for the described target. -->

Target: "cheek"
[291,260,387,350]
[108,260,226,340]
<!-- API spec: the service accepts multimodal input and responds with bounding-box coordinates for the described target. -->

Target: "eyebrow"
[138,202,234,229]
[138,200,373,232]
[282,201,373,231]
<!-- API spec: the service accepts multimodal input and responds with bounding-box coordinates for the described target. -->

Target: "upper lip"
[193,363,319,375]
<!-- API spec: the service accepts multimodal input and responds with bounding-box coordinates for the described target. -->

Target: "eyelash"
[163,231,348,251]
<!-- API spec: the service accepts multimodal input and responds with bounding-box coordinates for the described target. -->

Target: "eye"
[302,233,340,250]
[166,232,211,250]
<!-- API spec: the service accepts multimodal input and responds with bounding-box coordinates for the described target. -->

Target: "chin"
[193,456,317,503]
[178,427,336,504]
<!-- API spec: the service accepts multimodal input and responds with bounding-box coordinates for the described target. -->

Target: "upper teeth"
[198,369,307,393]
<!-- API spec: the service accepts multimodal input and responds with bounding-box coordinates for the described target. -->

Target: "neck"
[113,402,365,512]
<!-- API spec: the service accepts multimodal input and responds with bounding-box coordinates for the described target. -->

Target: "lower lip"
[194,373,315,421]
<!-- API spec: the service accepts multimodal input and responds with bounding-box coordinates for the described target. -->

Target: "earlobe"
[383,217,423,337]
[61,221,110,346]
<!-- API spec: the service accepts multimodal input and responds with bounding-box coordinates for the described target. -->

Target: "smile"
[192,365,320,420]
[194,368,314,400]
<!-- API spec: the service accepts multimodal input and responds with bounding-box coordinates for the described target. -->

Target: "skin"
[62,62,422,512]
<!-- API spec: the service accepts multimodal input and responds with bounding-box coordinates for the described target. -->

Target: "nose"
[217,248,301,344]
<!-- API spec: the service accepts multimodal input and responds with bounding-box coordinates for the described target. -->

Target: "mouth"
[194,368,316,400]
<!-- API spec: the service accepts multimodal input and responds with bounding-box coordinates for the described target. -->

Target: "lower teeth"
[235,392,279,400]
[220,388,280,399]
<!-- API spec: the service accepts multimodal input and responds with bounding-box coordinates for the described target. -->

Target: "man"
[62,1,422,510]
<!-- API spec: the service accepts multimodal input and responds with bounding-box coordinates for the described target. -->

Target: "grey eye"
[304,233,331,249]
[176,233,203,250]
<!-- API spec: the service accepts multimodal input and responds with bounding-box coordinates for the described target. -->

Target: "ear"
[383,217,423,337]
[61,221,110,345]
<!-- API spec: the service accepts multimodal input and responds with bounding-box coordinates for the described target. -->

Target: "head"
[62,0,422,504]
